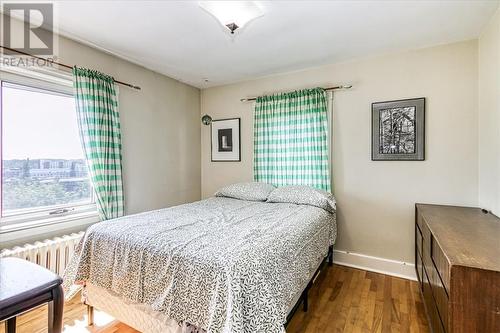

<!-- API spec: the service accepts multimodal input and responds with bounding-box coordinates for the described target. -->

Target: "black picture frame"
[210,118,241,162]
[371,98,425,161]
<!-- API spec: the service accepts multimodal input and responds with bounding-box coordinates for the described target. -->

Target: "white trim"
[1,203,97,229]
[0,210,99,235]
[333,249,417,281]
[0,67,73,92]
[0,212,98,244]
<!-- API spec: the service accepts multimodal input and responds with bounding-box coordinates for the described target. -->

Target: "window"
[1,73,95,226]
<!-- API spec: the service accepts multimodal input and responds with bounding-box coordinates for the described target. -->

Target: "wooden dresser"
[415,204,500,333]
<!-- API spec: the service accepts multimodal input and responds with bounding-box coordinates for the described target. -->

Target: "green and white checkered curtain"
[253,88,331,191]
[73,67,124,220]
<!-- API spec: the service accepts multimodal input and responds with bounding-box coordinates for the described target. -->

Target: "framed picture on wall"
[211,118,241,162]
[372,98,425,161]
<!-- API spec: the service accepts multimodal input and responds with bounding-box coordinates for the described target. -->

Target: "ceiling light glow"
[199,1,264,34]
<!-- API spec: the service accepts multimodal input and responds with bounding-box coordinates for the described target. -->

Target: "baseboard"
[333,249,417,281]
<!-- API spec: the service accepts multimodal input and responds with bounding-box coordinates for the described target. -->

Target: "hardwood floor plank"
[330,267,355,332]
[381,275,393,333]
[370,272,385,333]
[360,283,376,332]
[1,265,429,333]
[343,270,367,332]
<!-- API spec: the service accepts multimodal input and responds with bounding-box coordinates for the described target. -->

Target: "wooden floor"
[286,265,429,333]
[1,265,429,333]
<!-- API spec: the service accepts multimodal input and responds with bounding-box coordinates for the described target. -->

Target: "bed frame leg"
[86,304,94,326]
[328,245,333,266]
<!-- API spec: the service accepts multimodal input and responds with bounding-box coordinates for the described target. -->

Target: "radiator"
[0,231,84,276]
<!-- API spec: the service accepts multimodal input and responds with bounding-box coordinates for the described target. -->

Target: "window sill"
[0,211,100,245]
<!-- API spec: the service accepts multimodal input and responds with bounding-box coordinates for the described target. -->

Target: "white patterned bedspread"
[64,197,336,333]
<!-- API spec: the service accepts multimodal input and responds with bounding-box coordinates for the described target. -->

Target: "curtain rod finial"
[342,85,352,89]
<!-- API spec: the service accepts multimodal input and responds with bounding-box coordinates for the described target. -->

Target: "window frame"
[0,70,98,230]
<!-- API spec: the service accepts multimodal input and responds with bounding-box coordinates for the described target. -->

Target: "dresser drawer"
[416,223,423,258]
[423,267,445,333]
[420,216,431,242]
[431,237,450,293]
[416,211,424,234]
[416,251,423,289]
[432,273,448,331]
[422,267,432,311]
[421,223,433,277]
[428,260,449,331]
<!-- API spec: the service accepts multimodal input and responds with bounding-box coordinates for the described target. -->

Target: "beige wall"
[59,36,201,214]
[201,40,479,263]
[479,8,500,217]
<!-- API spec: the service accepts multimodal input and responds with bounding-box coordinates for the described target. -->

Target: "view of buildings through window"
[1,81,92,215]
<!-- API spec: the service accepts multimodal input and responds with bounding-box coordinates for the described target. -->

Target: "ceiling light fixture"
[199,1,264,34]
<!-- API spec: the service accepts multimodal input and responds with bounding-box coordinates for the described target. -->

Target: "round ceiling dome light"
[199,1,264,34]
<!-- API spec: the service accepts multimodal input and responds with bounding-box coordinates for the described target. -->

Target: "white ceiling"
[47,1,500,88]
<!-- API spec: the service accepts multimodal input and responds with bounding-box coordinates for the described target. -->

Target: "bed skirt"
[83,250,329,333]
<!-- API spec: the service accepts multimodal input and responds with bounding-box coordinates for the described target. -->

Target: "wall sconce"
[202,114,212,125]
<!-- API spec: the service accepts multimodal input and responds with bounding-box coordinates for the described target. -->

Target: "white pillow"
[215,182,276,202]
[267,185,336,212]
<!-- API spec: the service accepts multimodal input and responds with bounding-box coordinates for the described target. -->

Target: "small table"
[0,257,64,333]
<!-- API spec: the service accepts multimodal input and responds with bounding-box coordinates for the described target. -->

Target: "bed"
[64,184,337,333]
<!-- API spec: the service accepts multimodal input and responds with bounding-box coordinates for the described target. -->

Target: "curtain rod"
[240,84,352,102]
[0,45,141,90]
